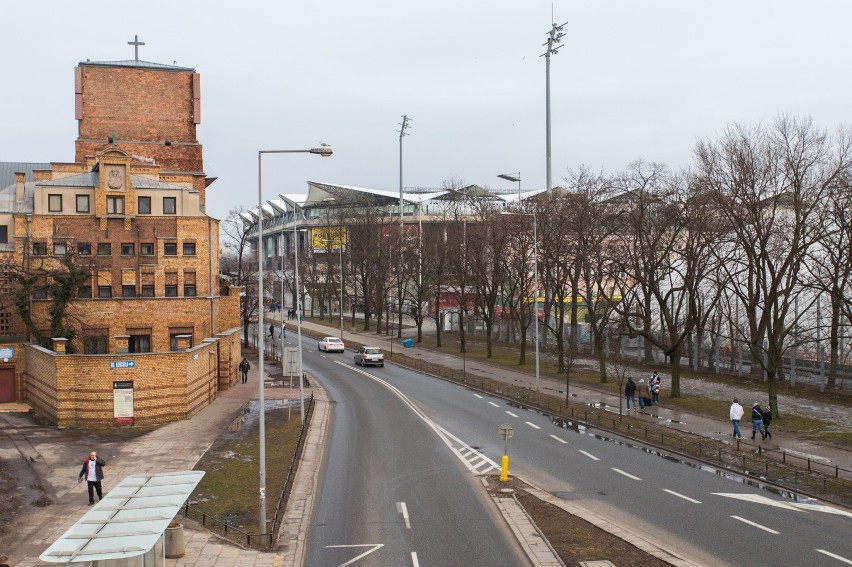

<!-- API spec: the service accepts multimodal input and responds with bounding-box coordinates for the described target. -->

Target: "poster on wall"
[113,381,134,426]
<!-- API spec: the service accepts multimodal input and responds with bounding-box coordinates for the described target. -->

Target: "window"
[164,285,178,297]
[97,286,112,298]
[33,288,48,299]
[184,285,196,297]
[48,194,63,212]
[107,196,125,214]
[84,332,108,355]
[183,242,196,256]
[32,242,47,255]
[164,242,177,256]
[138,196,151,215]
[78,243,91,256]
[163,197,176,215]
[53,242,67,256]
[140,242,154,256]
[141,285,155,297]
[97,243,111,256]
[76,195,90,213]
[0,226,7,244]
[121,243,135,256]
[122,285,136,297]
[129,334,151,354]
[78,285,92,298]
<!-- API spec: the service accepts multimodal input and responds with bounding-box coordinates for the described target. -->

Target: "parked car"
[318,336,345,352]
[354,346,384,367]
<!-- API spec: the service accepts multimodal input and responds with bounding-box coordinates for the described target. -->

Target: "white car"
[318,336,345,352]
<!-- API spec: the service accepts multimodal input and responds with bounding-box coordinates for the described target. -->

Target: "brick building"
[0,58,241,426]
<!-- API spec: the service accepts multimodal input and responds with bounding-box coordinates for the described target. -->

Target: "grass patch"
[189,406,304,533]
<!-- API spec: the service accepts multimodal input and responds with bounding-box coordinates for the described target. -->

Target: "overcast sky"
[2,1,850,220]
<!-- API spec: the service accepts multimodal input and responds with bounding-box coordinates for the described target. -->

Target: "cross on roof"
[128,34,145,61]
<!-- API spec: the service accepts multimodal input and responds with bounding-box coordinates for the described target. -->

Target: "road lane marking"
[506,411,519,417]
[611,468,642,481]
[663,489,702,504]
[549,435,568,444]
[338,361,499,474]
[713,493,805,512]
[816,549,852,565]
[525,421,541,429]
[325,544,385,566]
[411,552,420,567]
[488,401,500,407]
[397,502,411,529]
[473,394,484,399]
[730,515,779,534]
[578,450,599,461]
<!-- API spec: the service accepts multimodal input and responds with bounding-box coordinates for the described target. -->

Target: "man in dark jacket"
[624,376,637,411]
[78,450,106,505]
[239,357,251,384]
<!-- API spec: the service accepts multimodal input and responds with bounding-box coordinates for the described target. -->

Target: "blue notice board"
[110,360,136,369]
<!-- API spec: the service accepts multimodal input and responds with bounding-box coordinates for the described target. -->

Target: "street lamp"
[497,172,522,202]
[500,208,539,403]
[256,145,332,536]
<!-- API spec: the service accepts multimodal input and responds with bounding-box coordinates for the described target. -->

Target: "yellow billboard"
[311,226,346,251]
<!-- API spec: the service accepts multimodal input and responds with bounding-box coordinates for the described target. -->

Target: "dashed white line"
[731,515,779,534]
[473,394,483,399]
[525,421,541,430]
[663,489,702,504]
[488,401,500,407]
[578,450,599,461]
[816,549,852,565]
[397,501,411,529]
[411,551,421,567]
[549,435,568,444]
[611,468,642,481]
[505,411,519,418]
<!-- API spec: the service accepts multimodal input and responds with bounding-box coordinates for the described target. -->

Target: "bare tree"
[221,207,258,347]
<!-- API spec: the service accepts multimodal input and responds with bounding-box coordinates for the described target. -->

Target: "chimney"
[15,172,25,202]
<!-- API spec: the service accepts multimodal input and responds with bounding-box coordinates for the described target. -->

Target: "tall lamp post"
[501,208,539,403]
[541,21,567,192]
[256,145,332,536]
[498,172,522,202]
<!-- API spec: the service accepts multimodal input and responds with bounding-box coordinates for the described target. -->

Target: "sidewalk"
[0,357,310,566]
[287,312,852,480]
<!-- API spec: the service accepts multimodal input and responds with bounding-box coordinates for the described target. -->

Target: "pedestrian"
[751,403,765,440]
[730,398,744,439]
[762,405,772,439]
[239,357,250,384]
[78,450,106,505]
[0,554,9,567]
[269,323,275,340]
[281,321,286,338]
[637,378,651,413]
[651,375,661,404]
[624,376,637,410]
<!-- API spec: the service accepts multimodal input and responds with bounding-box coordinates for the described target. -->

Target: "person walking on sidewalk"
[637,378,651,413]
[751,403,765,440]
[762,405,773,439]
[269,323,275,340]
[239,357,250,384]
[625,376,637,411]
[730,399,744,438]
[78,450,106,505]
[651,375,661,404]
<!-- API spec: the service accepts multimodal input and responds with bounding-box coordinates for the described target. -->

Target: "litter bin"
[165,522,185,558]
[402,338,413,348]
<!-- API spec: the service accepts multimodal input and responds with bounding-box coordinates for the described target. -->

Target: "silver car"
[354,346,384,367]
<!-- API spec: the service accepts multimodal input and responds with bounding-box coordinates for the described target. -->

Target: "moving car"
[318,336,345,352]
[354,346,384,367]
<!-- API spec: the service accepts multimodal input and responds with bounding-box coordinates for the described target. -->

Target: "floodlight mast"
[541,21,567,193]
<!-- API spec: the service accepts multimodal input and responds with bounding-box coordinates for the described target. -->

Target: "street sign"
[110,360,136,369]
[499,424,514,440]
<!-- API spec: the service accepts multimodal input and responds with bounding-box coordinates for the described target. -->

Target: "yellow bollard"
[500,454,509,482]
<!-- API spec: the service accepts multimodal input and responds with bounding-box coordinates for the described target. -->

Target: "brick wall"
[23,341,221,428]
